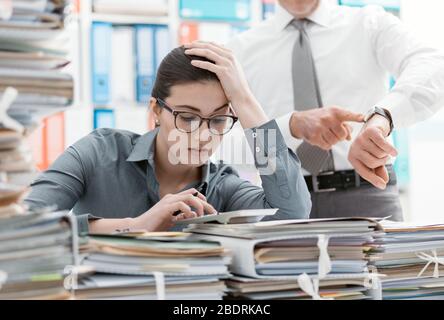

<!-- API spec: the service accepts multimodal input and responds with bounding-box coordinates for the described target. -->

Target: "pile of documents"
[0,181,76,299]
[0,127,37,185]
[369,220,444,300]
[0,0,73,130]
[0,127,75,301]
[185,213,382,300]
[92,0,169,16]
[75,232,231,300]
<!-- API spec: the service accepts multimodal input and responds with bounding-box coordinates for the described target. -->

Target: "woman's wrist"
[231,92,269,129]
[230,90,257,110]
[127,216,143,230]
[132,210,167,232]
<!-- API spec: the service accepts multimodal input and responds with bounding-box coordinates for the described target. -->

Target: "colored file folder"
[154,25,171,70]
[45,112,65,166]
[94,109,115,129]
[111,26,136,103]
[91,22,112,104]
[179,22,199,44]
[135,25,155,104]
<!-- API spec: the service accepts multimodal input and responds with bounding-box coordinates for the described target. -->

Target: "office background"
[29,0,444,223]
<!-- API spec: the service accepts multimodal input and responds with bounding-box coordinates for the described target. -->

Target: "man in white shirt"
[226,0,444,220]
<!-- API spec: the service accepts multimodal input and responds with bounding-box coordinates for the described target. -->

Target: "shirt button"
[252,132,257,138]
[255,147,260,153]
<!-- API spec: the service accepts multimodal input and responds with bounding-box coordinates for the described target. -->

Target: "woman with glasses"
[25,41,311,235]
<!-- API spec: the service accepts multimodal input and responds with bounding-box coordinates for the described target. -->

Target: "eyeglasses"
[156,98,238,135]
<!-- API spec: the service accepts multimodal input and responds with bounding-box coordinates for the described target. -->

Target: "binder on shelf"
[179,0,251,22]
[27,113,66,171]
[154,25,171,70]
[179,22,199,44]
[45,112,65,166]
[94,109,115,129]
[111,26,136,103]
[28,125,45,171]
[135,25,156,104]
[91,22,112,104]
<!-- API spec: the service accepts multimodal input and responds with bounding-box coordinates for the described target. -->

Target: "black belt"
[304,165,397,193]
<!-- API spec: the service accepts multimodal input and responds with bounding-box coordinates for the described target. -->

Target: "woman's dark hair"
[151,46,219,100]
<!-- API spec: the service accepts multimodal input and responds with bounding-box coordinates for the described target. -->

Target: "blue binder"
[91,22,112,104]
[154,25,171,70]
[135,25,156,104]
[94,109,115,129]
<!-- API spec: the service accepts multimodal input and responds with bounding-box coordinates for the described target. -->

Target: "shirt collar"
[126,127,159,162]
[126,127,211,194]
[274,0,331,32]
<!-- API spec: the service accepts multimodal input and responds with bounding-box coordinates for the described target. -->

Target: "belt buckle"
[312,171,337,193]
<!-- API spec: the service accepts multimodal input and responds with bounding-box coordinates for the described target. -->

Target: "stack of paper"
[369,220,444,300]
[0,0,73,130]
[0,129,37,185]
[0,200,76,299]
[185,214,382,300]
[0,2,77,298]
[75,232,231,300]
[92,0,169,16]
[225,275,374,300]
[0,134,76,299]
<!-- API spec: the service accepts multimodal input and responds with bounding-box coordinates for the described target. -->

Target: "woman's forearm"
[231,91,269,129]
[88,217,139,234]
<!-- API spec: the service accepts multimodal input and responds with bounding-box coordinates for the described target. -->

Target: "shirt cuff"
[376,91,416,129]
[244,119,288,174]
[75,213,101,236]
[244,118,288,151]
[275,112,303,151]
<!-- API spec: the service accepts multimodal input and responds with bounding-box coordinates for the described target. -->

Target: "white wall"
[400,0,444,221]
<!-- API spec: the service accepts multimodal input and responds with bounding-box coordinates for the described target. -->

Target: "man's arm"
[349,6,444,189]
[370,6,444,128]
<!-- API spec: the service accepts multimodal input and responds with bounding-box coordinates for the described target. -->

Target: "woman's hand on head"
[184,41,269,129]
[184,41,252,110]
[134,188,217,231]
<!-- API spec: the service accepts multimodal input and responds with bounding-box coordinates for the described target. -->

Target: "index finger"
[334,109,365,123]
[343,123,353,140]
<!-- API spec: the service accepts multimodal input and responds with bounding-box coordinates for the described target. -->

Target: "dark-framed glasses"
[156,98,238,135]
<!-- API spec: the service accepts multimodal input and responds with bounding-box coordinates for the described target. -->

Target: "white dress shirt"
[226,0,444,173]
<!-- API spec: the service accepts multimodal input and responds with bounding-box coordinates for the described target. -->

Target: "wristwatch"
[364,106,394,136]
